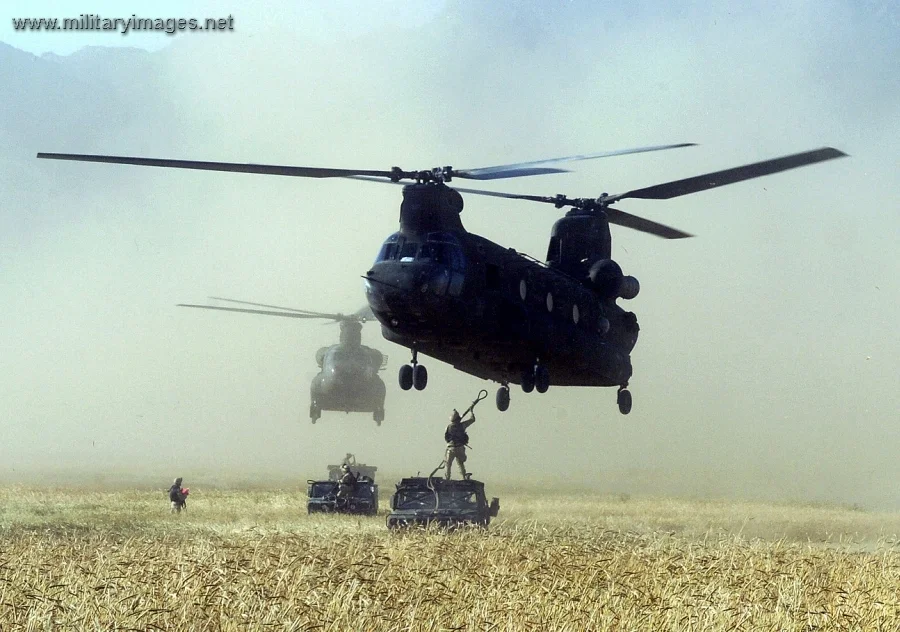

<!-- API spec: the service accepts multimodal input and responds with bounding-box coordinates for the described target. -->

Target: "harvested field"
[1,487,899,630]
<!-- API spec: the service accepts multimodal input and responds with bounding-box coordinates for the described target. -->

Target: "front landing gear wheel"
[617,388,632,415]
[413,364,428,391]
[399,364,413,390]
[521,368,535,393]
[496,386,510,412]
[373,409,384,425]
[310,404,321,424]
[535,365,550,394]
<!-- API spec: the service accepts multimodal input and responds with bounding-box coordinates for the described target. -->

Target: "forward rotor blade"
[37,153,399,179]
[456,166,570,179]
[448,185,552,203]
[605,208,693,239]
[609,147,847,202]
[208,296,340,318]
[178,304,342,321]
[454,143,696,180]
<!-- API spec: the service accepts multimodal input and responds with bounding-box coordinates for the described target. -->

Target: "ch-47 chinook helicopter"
[177,298,388,424]
[37,144,846,415]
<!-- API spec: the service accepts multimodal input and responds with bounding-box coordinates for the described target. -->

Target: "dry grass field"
[1,485,899,631]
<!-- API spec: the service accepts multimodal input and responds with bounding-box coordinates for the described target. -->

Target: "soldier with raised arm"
[444,409,476,480]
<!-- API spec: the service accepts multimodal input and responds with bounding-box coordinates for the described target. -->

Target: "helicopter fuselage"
[364,183,638,388]
[311,342,386,413]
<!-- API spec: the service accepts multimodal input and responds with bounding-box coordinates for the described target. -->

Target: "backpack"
[445,424,469,445]
[168,486,181,502]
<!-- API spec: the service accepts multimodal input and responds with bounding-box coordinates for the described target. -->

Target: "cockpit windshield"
[418,242,465,269]
[375,233,400,263]
[374,232,465,270]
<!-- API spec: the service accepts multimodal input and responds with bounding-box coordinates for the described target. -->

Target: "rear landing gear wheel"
[535,365,550,394]
[617,388,632,415]
[413,364,428,391]
[373,409,384,425]
[521,367,535,393]
[399,364,413,390]
[496,385,510,412]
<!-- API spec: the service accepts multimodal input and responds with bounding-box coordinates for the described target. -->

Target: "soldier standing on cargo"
[444,409,476,480]
[168,477,187,513]
[335,463,357,508]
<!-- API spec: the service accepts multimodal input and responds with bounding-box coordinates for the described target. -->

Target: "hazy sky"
[2,1,898,508]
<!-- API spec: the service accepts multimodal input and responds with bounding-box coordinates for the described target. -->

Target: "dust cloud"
[1,1,897,508]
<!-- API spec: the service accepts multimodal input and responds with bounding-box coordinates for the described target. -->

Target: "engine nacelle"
[588,259,639,300]
[588,259,623,299]
[618,276,640,300]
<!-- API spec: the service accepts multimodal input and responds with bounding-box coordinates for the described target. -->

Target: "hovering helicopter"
[38,144,846,415]
[177,298,387,424]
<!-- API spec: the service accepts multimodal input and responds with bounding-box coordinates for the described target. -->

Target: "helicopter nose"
[366,262,439,313]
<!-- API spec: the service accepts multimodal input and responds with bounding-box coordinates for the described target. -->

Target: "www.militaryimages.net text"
[12,14,234,36]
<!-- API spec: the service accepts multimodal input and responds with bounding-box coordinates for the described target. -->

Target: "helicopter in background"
[178,298,388,425]
[39,144,846,415]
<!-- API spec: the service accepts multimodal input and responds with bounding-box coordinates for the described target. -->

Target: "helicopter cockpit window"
[375,233,400,263]
[417,243,444,264]
[420,233,465,271]
[399,242,419,262]
[418,242,462,268]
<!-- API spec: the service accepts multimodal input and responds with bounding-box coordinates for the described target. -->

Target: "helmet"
[340,463,350,472]
[174,477,183,486]
[450,409,461,423]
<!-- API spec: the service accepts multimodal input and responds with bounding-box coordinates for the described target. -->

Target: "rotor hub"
[390,166,456,184]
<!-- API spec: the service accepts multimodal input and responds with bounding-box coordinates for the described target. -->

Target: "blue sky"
[3,0,447,55]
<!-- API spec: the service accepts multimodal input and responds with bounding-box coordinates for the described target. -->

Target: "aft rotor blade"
[178,304,342,321]
[455,143,696,180]
[453,186,693,238]
[37,153,400,179]
[208,296,341,318]
[609,147,848,202]
[605,208,693,239]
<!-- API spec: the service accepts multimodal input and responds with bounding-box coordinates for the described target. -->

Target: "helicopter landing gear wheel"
[535,364,550,394]
[310,404,321,424]
[496,385,510,412]
[399,364,413,390]
[521,367,535,393]
[617,387,632,415]
[413,364,428,391]
[373,408,384,425]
